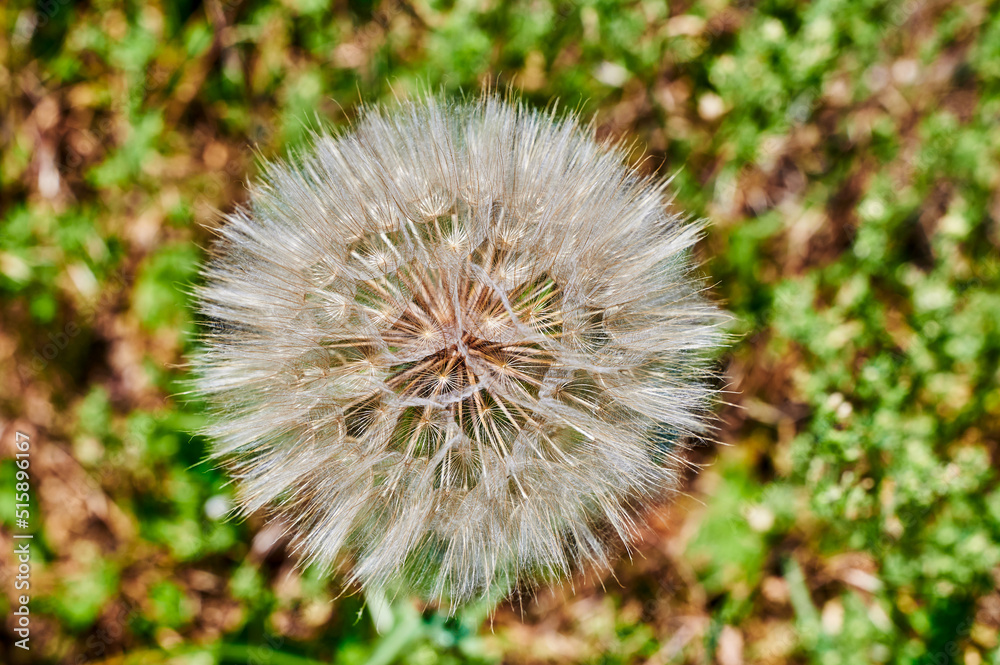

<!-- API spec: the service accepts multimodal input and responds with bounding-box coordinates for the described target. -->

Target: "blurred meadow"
[2,0,1000,663]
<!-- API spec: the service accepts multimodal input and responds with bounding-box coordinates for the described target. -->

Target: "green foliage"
[2,0,1000,663]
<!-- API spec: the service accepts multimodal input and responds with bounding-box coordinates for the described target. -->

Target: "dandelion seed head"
[193,95,725,607]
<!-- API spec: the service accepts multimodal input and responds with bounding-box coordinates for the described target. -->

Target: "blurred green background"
[2,0,1000,663]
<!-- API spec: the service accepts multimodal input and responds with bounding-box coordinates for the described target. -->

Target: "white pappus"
[192,95,726,608]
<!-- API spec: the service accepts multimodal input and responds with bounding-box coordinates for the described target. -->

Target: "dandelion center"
[339,213,560,481]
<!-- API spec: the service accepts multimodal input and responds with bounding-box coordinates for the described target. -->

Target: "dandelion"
[193,95,725,607]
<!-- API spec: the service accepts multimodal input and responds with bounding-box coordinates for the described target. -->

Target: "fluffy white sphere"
[193,96,725,606]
